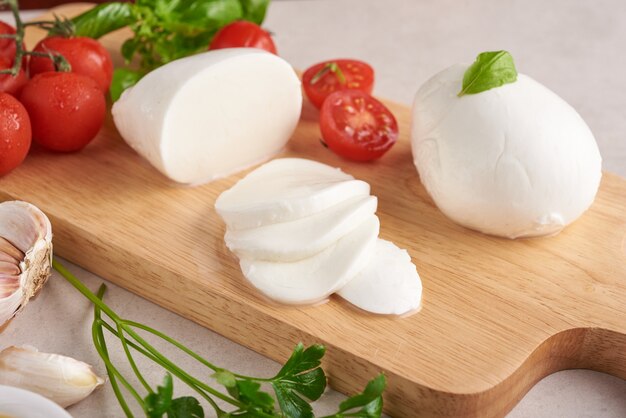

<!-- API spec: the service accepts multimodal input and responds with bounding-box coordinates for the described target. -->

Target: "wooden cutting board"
[2,4,625,417]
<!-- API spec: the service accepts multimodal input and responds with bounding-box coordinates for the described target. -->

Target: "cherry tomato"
[0,21,17,62]
[303,59,374,109]
[209,21,277,54]
[0,92,31,176]
[0,56,27,96]
[29,36,113,92]
[19,72,106,152]
[0,21,26,67]
[319,90,398,162]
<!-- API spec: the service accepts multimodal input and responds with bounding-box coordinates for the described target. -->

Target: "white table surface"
[2,1,626,417]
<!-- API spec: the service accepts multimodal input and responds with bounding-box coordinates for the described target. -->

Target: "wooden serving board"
[2,4,625,417]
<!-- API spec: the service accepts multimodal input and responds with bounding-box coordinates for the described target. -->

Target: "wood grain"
[1,4,625,417]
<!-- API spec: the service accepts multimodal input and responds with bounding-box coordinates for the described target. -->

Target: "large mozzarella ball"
[411,64,602,238]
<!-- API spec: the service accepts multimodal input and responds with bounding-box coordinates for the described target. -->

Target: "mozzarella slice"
[112,49,302,185]
[215,158,370,230]
[239,216,379,305]
[225,195,377,262]
[338,239,422,315]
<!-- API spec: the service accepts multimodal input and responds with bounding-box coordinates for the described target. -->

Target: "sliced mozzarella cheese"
[225,195,377,262]
[215,158,370,230]
[112,49,302,185]
[338,239,422,315]
[239,216,379,305]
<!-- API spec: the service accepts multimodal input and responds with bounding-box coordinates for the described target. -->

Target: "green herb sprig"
[69,0,271,101]
[458,50,517,97]
[53,259,386,418]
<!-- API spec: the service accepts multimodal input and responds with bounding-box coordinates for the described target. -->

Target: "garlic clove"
[0,201,53,328]
[0,345,104,408]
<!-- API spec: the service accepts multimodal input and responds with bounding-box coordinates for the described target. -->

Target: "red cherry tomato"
[0,56,27,96]
[209,21,277,54]
[320,90,398,162]
[19,72,106,152]
[29,36,113,92]
[0,21,26,67]
[303,59,374,109]
[0,92,31,176]
[0,21,18,62]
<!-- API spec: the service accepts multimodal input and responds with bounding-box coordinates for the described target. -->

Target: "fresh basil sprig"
[69,0,271,101]
[53,259,387,418]
[458,50,517,97]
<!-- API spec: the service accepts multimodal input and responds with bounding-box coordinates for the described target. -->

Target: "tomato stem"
[0,0,73,76]
[310,61,346,85]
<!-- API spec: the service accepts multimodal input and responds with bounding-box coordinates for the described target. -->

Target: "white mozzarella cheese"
[239,216,379,305]
[215,158,370,230]
[338,239,422,316]
[225,195,377,262]
[112,49,302,185]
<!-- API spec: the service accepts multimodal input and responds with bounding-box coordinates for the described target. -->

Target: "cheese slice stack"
[215,158,422,315]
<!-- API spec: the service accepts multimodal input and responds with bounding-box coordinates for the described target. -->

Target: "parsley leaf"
[335,374,386,417]
[145,374,174,418]
[169,397,204,418]
[271,343,327,418]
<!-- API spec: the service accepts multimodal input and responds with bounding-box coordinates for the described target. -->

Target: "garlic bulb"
[0,345,104,407]
[0,201,52,328]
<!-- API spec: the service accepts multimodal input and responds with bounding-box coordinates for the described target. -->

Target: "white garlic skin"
[411,64,602,238]
[0,345,104,408]
[0,201,52,328]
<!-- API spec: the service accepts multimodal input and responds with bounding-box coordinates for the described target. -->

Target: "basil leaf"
[110,68,143,102]
[458,50,517,97]
[71,2,136,39]
[161,0,243,36]
[241,0,270,24]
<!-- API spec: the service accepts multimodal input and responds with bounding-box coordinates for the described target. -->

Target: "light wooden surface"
[1,4,625,417]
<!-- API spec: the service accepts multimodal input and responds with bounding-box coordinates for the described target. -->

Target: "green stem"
[123,320,221,372]
[98,320,225,415]
[53,259,121,321]
[116,320,153,393]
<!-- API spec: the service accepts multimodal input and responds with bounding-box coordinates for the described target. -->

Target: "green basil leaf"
[168,397,204,418]
[165,0,243,36]
[241,0,270,24]
[458,50,518,96]
[110,68,143,102]
[71,2,136,39]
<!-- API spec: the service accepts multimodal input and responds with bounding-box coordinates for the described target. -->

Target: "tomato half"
[19,72,106,152]
[209,21,277,54]
[303,59,374,109]
[29,36,113,92]
[319,90,398,162]
[0,56,27,96]
[0,93,31,176]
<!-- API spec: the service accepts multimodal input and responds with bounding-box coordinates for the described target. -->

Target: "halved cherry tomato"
[0,56,27,96]
[320,90,398,162]
[29,36,113,92]
[209,21,277,54]
[0,92,31,176]
[303,59,374,109]
[20,72,105,152]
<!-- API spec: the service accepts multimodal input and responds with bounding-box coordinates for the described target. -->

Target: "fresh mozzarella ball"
[411,64,602,238]
[112,49,302,185]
